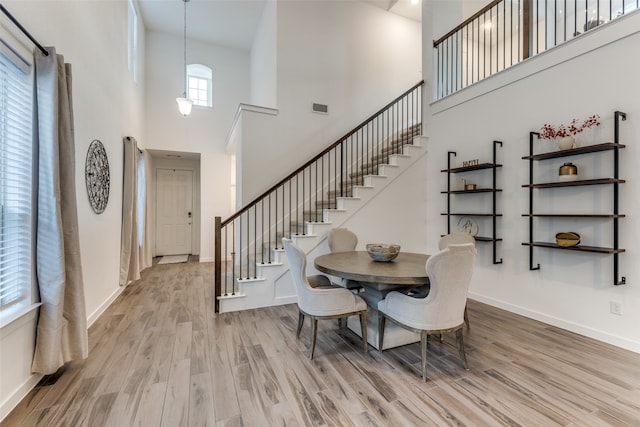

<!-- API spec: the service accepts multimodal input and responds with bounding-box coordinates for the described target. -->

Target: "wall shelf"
[442,141,503,264]
[522,242,625,254]
[522,178,625,189]
[522,111,626,286]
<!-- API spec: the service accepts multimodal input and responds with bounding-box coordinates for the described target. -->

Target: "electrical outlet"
[610,301,623,316]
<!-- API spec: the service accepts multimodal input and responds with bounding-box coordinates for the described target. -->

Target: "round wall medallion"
[85,139,110,214]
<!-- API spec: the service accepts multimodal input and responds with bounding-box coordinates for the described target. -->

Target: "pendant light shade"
[176,96,193,115]
[177,0,192,116]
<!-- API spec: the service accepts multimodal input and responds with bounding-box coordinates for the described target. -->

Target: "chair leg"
[377,312,386,352]
[420,331,428,382]
[296,311,304,339]
[359,311,368,353]
[456,329,469,370]
[310,318,318,359]
[464,305,470,329]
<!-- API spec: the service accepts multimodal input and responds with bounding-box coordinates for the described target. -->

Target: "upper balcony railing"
[434,0,639,99]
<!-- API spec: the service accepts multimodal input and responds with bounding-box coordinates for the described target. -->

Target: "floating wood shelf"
[522,242,626,254]
[441,188,502,194]
[441,213,502,217]
[522,214,626,218]
[522,142,625,161]
[441,163,502,173]
[522,178,625,189]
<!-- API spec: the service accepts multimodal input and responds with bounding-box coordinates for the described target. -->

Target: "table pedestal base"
[347,308,420,350]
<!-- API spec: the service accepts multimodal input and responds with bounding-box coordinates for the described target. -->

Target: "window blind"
[0,43,33,308]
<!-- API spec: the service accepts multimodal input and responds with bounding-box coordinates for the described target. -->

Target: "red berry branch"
[539,114,601,139]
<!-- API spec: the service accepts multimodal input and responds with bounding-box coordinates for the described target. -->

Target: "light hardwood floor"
[3,258,640,426]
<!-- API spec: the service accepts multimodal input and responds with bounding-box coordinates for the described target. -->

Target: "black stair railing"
[213,81,424,312]
[434,0,639,99]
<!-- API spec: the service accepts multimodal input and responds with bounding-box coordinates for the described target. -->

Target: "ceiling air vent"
[312,103,328,114]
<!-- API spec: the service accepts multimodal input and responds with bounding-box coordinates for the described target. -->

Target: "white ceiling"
[136,0,421,51]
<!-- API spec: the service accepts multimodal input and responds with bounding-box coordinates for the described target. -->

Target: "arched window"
[187,64,213,108]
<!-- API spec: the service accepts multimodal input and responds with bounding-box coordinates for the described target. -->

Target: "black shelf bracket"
[613,111,625,285]
[446,151,456,234]
[527,132,540,271]
[493,141,503,264]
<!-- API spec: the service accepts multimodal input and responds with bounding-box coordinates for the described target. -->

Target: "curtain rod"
[0,4,49,56]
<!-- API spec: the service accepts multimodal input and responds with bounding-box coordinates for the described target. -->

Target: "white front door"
[156,168,193,255]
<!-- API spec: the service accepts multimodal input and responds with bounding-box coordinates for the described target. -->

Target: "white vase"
[558,136,575,150]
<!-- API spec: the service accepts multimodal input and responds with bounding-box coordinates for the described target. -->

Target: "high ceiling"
[136,0,422,51]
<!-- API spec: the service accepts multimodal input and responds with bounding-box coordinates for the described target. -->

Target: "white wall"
[144,31,250,261]
[250,0,277,108]
[0,0,145,419]
[424,5,640,352]
[240,0,422,203]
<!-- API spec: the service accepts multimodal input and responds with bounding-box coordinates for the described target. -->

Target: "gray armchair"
[438,232,475,250]
[282,238,368,358]
[327,228,362,290]
[439,232,475,328]
[377,243,476,381]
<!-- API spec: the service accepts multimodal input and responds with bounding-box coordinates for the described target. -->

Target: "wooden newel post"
[214,216,221,313]
[522,0,532,60]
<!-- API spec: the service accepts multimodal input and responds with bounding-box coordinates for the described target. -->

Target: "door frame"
[153,165,199,257]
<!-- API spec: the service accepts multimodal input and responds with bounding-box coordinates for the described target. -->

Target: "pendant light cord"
[182,0,188,97]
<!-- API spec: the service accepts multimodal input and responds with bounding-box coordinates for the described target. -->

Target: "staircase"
[214,82,425,313]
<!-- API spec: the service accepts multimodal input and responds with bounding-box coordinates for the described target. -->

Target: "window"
[187,64,213,107]
[128,0,139,83]
[0,40,33,312]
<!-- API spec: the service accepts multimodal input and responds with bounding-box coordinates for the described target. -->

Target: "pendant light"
[176,0,193,116]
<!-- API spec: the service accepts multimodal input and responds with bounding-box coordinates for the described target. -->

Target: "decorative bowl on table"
[366,243,401,262]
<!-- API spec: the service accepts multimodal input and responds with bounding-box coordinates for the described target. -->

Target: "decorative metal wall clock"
[85,139,110,214]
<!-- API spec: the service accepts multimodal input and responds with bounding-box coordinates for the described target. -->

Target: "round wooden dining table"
[313,251,431,350]
[314,251,429,298]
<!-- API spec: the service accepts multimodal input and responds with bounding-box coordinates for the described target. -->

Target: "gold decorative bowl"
[556,232,580,247]
[558,162,578,181]
[366,244,401,262]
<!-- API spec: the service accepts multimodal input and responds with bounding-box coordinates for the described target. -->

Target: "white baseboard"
[469,292,640,354]
[0,373,42,422]
[199,256,213,263]
[87,285,125,327]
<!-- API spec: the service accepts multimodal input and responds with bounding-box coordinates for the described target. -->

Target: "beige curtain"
[32,47,88,374]
[140,152,153,269]
[120,136,151,285]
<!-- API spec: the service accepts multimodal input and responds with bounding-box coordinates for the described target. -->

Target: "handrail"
[433,0,502,46]
[221,80,424,227]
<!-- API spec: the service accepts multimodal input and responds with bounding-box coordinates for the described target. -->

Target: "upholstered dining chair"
[438,232,475,250]
[438,232,475,328]
[328,227,358,252]
[326,228,362,291]
[282,238,368,359]
[377,243,476,381]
